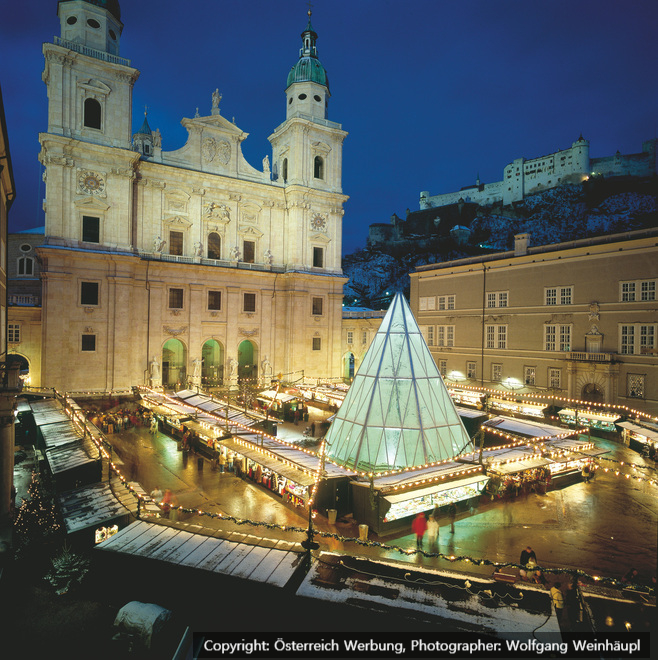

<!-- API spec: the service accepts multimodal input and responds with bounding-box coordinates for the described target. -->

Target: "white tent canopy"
[324,293,474,472]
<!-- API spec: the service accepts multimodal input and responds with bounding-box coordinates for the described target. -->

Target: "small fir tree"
[44,545,90,595]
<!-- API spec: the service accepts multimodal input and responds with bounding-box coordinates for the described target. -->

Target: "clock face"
[311,215,326,230]
[79,171,105,195]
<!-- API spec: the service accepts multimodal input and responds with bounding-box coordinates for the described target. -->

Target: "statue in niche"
[153,235,166,252]
[193,241,203,257]
[150,357,160,380]
[192,357,202,378]
[262,155,270,174]
[230,245,240,261]
[261,356,272,378]
[229,358,238,377]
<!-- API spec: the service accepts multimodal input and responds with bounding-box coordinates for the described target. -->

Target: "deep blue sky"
[2,0,657,253]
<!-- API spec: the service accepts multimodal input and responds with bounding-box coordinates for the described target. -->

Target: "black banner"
[192,632,651,659]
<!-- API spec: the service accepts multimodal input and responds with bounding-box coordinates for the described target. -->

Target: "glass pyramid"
[325,293,474,472]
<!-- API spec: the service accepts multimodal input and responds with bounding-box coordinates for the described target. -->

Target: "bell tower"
[42,0,138,149]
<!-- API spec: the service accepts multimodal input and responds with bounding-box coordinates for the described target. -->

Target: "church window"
[208,290,222,311]
[109,29,117,40]
[144,143,151,155]
[628,374,645,399]
[83,98,101,129]
[314,156,324,179]
[312,297,323,316]
[82,215,100,243]
[169,288,184,309]
[243,293,256,313]
[313,247,324,268]
[87,18,100,29]
[80,281,99,306]
[169,231,183,256]
[207,232,221,260]
[67,16,77,25]
[314,95,321,102]
[243,240,255,263]
[312,337,321,351]
[81,334,96,352]
[347,331,353,344]
[282,158,288,182]
[17,256,34,276]
[298,94,307,100]
[289,97,293,105]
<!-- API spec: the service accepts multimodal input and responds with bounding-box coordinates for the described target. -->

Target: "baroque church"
[36,0,348,392]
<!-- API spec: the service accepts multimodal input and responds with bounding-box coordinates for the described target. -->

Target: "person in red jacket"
[412,512,428,550]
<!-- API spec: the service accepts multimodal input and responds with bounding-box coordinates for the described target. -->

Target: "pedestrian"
[533,569,548,587]
[427,510,439,550]
[581,463,591,483]
[218,452,226,473]
[412,512,428,550]
[519,546,537,581]
[227,452,234,472]
[161,489,173,518]
[622,567,639,584]
[448,501,457,533]
[564,579,581,629]
[550,582,565,622]
[150,485,163,503]
[310,422,316,437]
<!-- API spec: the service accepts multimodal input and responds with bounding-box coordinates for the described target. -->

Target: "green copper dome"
[58,0,121,21]
[286,14,329,92]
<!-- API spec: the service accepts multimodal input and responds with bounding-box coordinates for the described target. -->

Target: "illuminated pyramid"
[324,293,473,472]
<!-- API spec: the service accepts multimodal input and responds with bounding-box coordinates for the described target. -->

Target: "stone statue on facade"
[193,241,203,257]
[153,128,162,148]
[150,356,161,388]
[263,249,273,265]
[230,245,241,261]
[262,155,270,174]
[211,89,222,114]
[153,235,166,253]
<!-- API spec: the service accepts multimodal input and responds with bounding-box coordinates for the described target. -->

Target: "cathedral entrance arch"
[162,339,187,389]
[343,352,355,381]
[202,339,224,387]
[7,354,30,385]
[237,340,258,382]
[581,383,604,403]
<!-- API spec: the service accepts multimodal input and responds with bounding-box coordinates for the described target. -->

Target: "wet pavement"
[101,421,657,588]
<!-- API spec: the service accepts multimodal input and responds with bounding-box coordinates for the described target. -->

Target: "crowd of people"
[88,407,153,435]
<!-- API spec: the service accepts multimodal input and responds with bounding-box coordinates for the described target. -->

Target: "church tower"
[269,10,346,194]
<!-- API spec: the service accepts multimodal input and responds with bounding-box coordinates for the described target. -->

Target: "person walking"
[519,546,537,581]
[564,579,581,630]
[448,501,457,533]
[412,512,428,550]
[550,582,565,622]
[150,486,163,503]
[427,509,439,550]
[218,452,226,473]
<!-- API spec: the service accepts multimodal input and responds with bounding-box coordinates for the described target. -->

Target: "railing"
[8,294,41,306]
[342,310,387,319]
[567,352,614,362]
[141,251,286,272]
[54,37,131,67]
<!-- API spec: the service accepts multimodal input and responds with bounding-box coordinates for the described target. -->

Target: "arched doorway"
[581,383,604,402]
[7,354,30,386]
[237,340,258,381]
[343,352,355,381]
[162,338,187,389]
[202,339,224,386]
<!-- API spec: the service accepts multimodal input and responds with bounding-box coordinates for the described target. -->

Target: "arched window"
[84,98,102,129]
[314,156,324,179]
[282,158,288,182]
[17,256,34,276]
[207,232,221,260]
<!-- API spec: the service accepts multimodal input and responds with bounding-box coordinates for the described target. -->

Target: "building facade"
[410,229,658,416]
[419,136,657,210]
[341,308,386,381]
[37,1,347,392]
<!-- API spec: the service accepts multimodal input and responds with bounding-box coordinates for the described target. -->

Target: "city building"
[36,0,348,392]
[341,307,386,380]
[410,229,658,416]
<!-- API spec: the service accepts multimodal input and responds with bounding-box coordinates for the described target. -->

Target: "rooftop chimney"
[514,233,530,256]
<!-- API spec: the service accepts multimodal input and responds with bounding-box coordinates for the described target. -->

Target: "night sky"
[2,0,657,253]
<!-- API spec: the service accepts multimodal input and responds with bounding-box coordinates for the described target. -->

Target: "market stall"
[487,397,549,420]
[557,408,621,438]
[454,406,488,437]
[616,421,658,456]
[350,462,489,535]
[542,437,609,486]
[476,445,552,496]
[447,387,487,409]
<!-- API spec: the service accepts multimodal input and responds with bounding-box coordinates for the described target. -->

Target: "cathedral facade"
[37,1,347,392]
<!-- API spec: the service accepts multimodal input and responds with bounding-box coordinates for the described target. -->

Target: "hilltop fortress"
[368,136,657,249]
[419,136,657,209]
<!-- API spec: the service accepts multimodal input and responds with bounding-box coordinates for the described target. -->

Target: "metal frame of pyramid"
[325,293,474,473]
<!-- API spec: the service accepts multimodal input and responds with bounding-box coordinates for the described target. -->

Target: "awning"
[383,475,489,504]
[616,421,658,442]
[258,390,297,403]
[558,408,621,423]
[490,457,552,475]
[221,438,316,487]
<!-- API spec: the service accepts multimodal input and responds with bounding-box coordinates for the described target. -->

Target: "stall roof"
[16,398,32,414]
[481,445,538,465]
[383,474,489,504]
[558,408,621,422]
[616,421,658,442]
[455,406,488,420]
[179,395,212,407]
[46,436,100,474]
[542,438,597,453]
[58,482,129,534]
[258,390,297,403]
[32,409,71,427]
[40,420,84,449]
[197,400,223,413]
[174,389,198,400]
[96,520,302,589]
[492,457,552,475]
[483,416,569,439]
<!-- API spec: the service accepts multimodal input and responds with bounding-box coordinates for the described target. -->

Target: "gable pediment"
[74,196,110,211]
